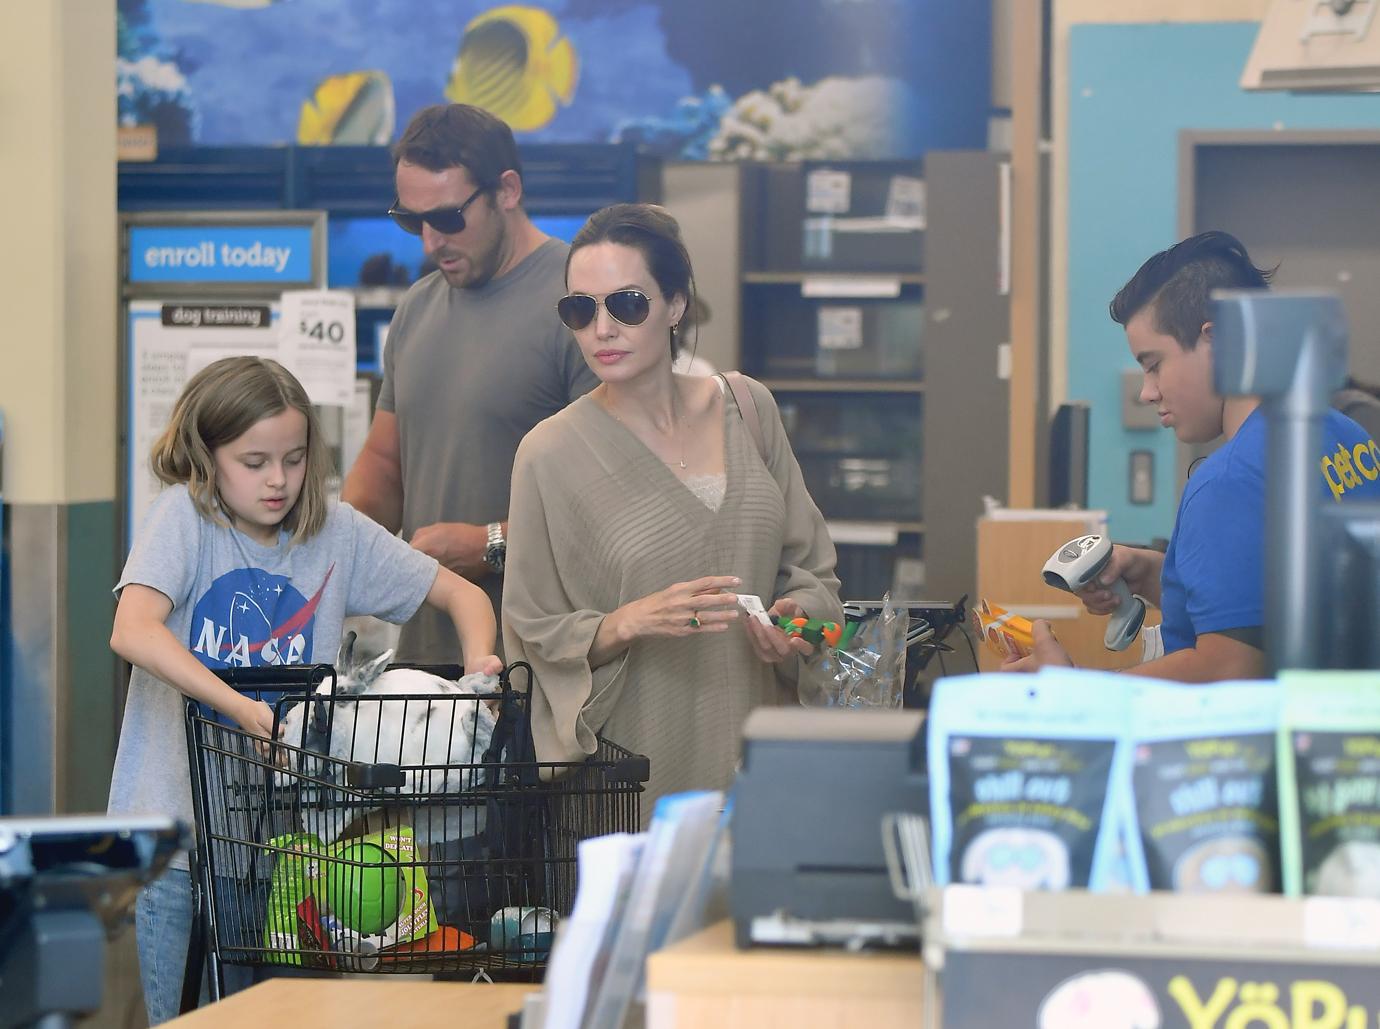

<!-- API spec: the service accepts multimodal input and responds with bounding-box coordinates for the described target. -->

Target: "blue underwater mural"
[117,0,991,159]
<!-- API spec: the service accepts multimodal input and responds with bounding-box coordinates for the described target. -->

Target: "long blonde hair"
[150,357,330,542]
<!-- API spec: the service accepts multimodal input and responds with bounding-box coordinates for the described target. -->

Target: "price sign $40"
[298,317,346,344]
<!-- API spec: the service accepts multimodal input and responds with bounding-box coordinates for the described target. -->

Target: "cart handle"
[212,663,337,692]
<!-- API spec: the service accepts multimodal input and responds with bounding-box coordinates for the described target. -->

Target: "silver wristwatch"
[484,521,506,575]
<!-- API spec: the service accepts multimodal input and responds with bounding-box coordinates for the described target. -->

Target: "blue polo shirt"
[1159,407,1380,653]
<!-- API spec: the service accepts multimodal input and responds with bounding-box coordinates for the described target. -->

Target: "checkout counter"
[164,924,925,1029]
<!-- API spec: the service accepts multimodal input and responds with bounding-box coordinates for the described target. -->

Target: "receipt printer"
[730,707,927,948]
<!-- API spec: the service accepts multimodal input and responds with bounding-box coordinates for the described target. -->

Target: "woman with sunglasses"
[502,203,842,810]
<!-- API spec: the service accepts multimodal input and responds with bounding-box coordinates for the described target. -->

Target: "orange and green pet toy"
[774,615,854,649]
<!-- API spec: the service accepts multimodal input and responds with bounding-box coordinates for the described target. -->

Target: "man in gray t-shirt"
[343,104,597,662]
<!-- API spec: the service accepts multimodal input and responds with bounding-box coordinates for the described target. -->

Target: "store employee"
[1007,231,1380,681]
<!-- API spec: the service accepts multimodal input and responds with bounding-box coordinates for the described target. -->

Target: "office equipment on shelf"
[731,708,927,949]
[0,814,184,1029]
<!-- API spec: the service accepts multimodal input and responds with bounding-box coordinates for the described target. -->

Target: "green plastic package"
[261,825,438,964]
[1278,671,1380,897]
[262,831,328,965]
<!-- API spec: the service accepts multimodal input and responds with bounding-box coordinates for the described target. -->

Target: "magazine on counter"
[543,790,725,1029]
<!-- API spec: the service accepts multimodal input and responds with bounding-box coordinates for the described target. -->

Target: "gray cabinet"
[922,151,1012,605]
[737,160,926,601]
[662,155,1011,604]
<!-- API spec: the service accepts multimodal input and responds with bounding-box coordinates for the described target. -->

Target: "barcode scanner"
[1041,534,1146,652]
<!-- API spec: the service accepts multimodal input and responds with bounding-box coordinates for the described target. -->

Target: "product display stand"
[922,887,1380,1027]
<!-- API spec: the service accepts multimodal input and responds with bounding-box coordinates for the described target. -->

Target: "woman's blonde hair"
[150,357,330,542]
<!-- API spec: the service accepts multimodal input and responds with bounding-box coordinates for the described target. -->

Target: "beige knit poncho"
[502,376,842,811]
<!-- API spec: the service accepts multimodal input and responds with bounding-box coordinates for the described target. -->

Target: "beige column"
[0,1,118,812]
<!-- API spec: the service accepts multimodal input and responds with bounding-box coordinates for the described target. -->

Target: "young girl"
[107,356,500,1024]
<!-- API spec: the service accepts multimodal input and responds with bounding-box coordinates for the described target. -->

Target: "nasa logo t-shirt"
[106,484,438,866]
[190,566,331,668]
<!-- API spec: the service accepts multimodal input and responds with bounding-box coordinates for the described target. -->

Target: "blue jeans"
[135,868,255,1025]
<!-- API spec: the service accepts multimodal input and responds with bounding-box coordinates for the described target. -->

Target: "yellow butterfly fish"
[444,5,579,132]
[298,70,396,146]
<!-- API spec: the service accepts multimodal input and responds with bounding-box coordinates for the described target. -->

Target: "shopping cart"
[182,660,648,1001]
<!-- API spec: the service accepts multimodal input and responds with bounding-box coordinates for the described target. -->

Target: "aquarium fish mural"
[444,4,578,131]
[180,0,286,8]
[297,70,395,145]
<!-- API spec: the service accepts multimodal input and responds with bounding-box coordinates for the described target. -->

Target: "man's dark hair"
[1109,231,1275,349]
[392,103,522,189]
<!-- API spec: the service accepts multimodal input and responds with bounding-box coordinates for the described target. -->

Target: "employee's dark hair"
[1109,230,1275,350]
[392,103,522,190]
[567,203,696,356]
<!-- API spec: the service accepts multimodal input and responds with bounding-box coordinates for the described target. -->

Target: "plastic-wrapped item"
[1127,680,1280,894]
[262,825,438,966]
[972,598,1034,661]
[797,593,907,708]
[928,669,1133,891]
[1278,671,1380,897]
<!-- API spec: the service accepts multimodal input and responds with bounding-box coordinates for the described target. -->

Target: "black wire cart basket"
[182,660,647,1000]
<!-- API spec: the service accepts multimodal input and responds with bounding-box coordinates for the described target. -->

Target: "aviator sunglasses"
[387,185,488,236]
[557,289,653,331]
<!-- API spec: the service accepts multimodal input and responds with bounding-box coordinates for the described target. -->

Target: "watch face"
[486,544,506,573]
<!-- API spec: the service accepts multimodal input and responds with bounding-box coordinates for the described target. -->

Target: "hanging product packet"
[263,824,438,964]
[1126,680,1280,894]
[928,669,1132,891]
[1278,671,1380,897]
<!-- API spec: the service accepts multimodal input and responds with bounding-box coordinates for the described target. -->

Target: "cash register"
[730,707,927,949]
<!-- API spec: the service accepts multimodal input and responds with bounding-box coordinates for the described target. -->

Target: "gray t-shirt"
[107,484,439,869]
[379,237,598,662]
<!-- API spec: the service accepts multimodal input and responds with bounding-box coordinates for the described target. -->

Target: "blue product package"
[928,670,1133,892]
[1126,680,1280,895]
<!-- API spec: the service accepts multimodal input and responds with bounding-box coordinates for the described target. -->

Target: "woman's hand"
[744,597,814,665]
[618,575,742,640]
[591,576,742,665]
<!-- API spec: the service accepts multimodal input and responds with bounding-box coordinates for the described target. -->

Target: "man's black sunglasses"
[388,185,488,236]
[556,289,653,331]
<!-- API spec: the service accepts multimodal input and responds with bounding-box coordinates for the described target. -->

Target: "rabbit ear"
[337,631,358,674]
[356,649,393,690]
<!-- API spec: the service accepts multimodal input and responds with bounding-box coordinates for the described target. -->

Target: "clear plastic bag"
[797,593,907,709]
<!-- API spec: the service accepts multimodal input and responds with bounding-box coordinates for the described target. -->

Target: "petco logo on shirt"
[128,225,315,284]
[189,567,331,668]
[1321,438,1380,502]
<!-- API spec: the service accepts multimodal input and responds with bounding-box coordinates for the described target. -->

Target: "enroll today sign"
[128,225,315,283]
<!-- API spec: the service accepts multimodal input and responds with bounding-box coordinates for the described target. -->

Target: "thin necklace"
[605,387,687,469]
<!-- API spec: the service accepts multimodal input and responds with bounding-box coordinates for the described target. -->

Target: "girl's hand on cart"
[473,654,504,676]
[469,655,504,714]
[234,697,284,764]
[745,597,814,665]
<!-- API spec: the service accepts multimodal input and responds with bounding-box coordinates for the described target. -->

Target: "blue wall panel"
[1067,22,1379,543]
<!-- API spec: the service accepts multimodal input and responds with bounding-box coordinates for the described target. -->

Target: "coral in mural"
[706,75,919,161]
[118,0,198,144]
[611,85,732,159]
[118,53,199,144]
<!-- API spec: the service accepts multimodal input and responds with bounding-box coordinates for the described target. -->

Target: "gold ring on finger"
[689,613,701,629]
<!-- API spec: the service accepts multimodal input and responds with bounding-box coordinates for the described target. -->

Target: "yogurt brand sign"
[129,225,315,283]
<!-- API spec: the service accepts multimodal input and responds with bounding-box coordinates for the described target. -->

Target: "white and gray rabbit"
[278,636,500,844]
